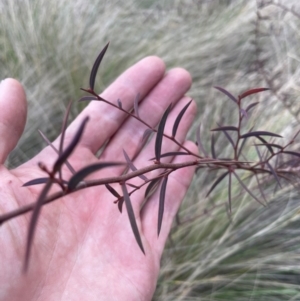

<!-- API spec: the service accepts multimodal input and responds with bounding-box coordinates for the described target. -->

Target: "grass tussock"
[2,0,300,300]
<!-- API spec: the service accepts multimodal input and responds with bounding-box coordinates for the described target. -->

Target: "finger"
[0,79,27,164]
[62,56,166,154]
[100,67,192,166]
[141,141,198,257]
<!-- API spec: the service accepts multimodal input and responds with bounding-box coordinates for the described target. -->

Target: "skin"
[0,56,198,301]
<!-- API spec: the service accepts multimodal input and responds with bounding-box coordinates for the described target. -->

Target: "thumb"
[0,79,27,164]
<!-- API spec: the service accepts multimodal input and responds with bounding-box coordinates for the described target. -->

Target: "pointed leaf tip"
[239,88,269,100]
[89,42,110,91]
[158,177,168,236]
[172,100,192,138]
[214,86,238,104]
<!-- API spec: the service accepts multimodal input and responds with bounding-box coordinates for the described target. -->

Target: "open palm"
[0,56,197,301]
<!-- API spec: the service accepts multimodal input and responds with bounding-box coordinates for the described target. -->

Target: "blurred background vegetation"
[1,0,300,299]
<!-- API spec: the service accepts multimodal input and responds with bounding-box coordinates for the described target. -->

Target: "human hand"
[0,56,197,301]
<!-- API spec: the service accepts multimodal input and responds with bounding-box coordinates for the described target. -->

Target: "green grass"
[2,0,300,300]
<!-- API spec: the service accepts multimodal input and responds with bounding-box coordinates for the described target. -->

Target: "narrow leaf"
[282,150,300,158]
[38,130,76,174]
[121,183,145,254]
[245,102,259,113]
[216,123,235,149]
[266,162,282,188]
[134,93,140,118]
[24,179,53,272]
[68,162,124,191]
[255,143,283,150]
[78,96,98,102]
[211,133,216,158]
[256,136,274,155]
[214,86,238,104]
[155,104,172,162]
[233,171,265,206]
[211,126,238,132]
[53,116,89,173]
[158,177,168,236]
[142,128,153,144]
[117,99,122,109]
[117,197,124,213]
[90,42,109,91]
[123,149,148,181]
[196,123,208,157]
[172,100,192,138]
[239,88,269,100]
[145,178,161,198]
[105,184,120,198]
[149,151,189,160]
[23,178,68,187]
[237,126,254,159]
[241,131,282,139]
[206,171,229,197]
[228,172,232,213]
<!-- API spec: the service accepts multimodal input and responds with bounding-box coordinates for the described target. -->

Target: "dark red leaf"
[206,171,229,197]
[123,149,147,181]
[282,151,300,158]
[145,178,161,198]
[78,96,98,102]
[121,183,145,254]
[68,162,124,191]
[23,178,68,187]
[254,143,283,149]
[245,102,259,112]
[117,197,124,213]
[158,176,168,236]
[105,184,120,198]
[216,123,235,149]
[155,104,172,162]
[38,130,76,174]
[211,126,238,132]
[149,151,189,160]
[228,172,232,213]
[142,128,153,144]
[90,42,109,91]
[53,116,89,173]
[196,123,208,157]
[117,99,122,109]
[214,86,238,104]
[239,88,269,100]
[240,131,282,139]
[211,133,216,158]
[134,93,140,118]
[24,179,53,272]
[172,100,192,138]
[233,171,265,206]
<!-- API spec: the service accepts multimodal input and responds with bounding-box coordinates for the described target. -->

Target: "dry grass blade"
[196,123,208,157]
[158,176,168,236]
[206,171,229,197]
[214,86,238,104]
[239,87,269,100]
[121,183,145,254]
[24,179,53,272]
[155,103,172,162]
[38,130,76,174]
[89,42,109,91]
[172,99,192,138]
[134,93,140,118]
[68,162,124,191]
[123,149,148,181]
[53,116,89,173]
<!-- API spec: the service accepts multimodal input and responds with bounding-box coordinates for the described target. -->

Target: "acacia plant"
[0,43,299,272]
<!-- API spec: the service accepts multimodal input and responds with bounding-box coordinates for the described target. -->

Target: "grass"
[1,0,300,300]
